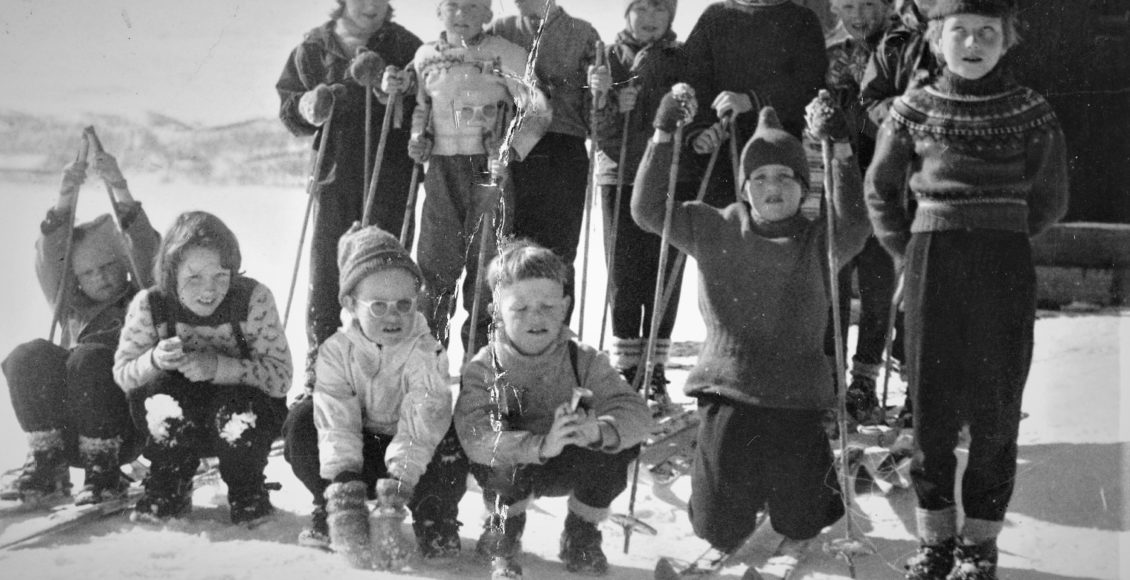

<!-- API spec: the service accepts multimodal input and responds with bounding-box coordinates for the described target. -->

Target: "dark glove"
[349,48,386,88]
[653,83,697,134]
[805,89,850,142]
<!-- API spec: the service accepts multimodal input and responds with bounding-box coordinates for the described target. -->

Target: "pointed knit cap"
[623,0,678,17]
[925,0,1013,20]
[337,223,423,304]
[739,107,810,188]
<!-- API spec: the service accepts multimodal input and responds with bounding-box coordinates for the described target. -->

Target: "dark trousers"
[470,444,639,512]
[904,230,1034,522]
[688,396,844,551]
[510,133,590,316]
[599,183,692,341]
[840,236,904,366]
[129,372,286,492]
[282,398,468,522]
[3,339,139,465]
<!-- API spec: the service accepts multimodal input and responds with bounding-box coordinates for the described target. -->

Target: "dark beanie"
[926,0,1013,20]
[739,107,809,189]
[337,223,423,304]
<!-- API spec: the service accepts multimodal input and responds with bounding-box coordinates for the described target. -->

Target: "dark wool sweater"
[631,140,870,410]
[865,66,1070,260]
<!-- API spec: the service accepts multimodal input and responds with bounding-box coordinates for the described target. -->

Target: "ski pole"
[880,272,906,412]
[400,94,431,250]
[728,110,742,201]
[350,48,384,203]
[576,40,607,342]
[624,84,692,554]
[464,209,494,368]
[47,137,91,344]
[82,127,145,291]
[362,91,399,227]
[597,108,633,351]
[284,107,336,330]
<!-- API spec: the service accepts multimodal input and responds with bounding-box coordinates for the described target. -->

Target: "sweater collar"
[492,324,573,368]
[933,63,1014,97]
[747,209,810,238]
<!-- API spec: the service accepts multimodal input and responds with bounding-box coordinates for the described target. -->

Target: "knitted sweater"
[632,140,870,409]
[411,33,550,159]
[313,312,451,487]
[37,202,159,349]
[113,276,293,399]
[865,67,1070,259]
[487,7,602,139]
[454,327,651,467]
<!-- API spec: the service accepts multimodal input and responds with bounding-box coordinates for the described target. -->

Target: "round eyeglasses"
[356,298,416,317]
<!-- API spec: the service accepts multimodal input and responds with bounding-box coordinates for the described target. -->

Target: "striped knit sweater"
[864,66,1069,259]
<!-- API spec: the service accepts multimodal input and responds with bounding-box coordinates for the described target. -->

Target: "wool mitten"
[348,48,386,88]
[371,478,416,569]
[299,84,342,126]
[653,83,697,134]
[805,89,850,143]
[325,480,376,569]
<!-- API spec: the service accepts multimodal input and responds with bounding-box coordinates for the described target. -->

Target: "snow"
[144,394,185,445]
[0,177,1126,579]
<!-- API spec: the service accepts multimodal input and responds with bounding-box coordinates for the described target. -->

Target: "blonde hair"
[925,12,1021,53]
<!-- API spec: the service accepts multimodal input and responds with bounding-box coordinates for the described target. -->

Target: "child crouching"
[455,240,652,579]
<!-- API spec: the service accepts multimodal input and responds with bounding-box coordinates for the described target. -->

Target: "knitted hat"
[925,0,1013,20]
[337,223,422,304]
[739,107,809,189]
[623,0,678,17]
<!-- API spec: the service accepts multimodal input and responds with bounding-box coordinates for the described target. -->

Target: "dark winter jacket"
[632,140,870,410]
[276,20,421,201]
[37,203,159,349]
[593,30,690,187]
[858,22,936,131]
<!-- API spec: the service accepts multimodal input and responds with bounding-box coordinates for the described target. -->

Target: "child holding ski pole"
[633,89,870,578]
[276,0,422,399]
[282,224,468,565]
[589,0,692,406]
[865,1,1069,577]
[454,240,651,579]
[409,0,550,357]
[2,144,159,506]
[114,212,292,526]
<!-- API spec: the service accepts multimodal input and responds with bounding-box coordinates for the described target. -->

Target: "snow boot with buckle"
[905,538,958,580]
[75,436,127,506]
[477,511,526,579]
[559,510,609,576]
[947,540,998,580]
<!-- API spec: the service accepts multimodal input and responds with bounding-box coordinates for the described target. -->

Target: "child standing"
[591,0,689,403]
[633,92,870,577]
[282,224,468,565]
[276,0,422,399]
[454,240,651,579]
[409,0,550,356]
[2,151,159,505]
[488,0,603,310]
[114,212,292,525]
[865,2,1069,577]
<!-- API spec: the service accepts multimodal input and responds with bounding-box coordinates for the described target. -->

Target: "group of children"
[2,1,1067,579]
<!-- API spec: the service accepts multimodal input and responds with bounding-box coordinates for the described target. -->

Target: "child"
[824,0,897,425]
[114,212,292,525]
[408,0,550,357]
[2,151,159,505]
[281,224,469,565]
[454,240,651,579]
[682,0,828,207]
[865,1,1069,577]
[859,0,938,131]
[276,0,422,399]
[488,0,603,310]
[632,92,870,577]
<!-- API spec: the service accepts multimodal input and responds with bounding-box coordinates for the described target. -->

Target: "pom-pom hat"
[337,223,423,305]
[925,0,1013,20]
[739,107,810,189]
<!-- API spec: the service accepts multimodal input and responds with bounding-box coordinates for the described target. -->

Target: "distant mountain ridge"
[0,110,311,186]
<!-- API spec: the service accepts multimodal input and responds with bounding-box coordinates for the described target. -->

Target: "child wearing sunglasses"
[282,224,468,568]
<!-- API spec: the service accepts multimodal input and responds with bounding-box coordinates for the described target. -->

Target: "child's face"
[627,1,673,44]
[72,240,129,303]
[438,0,492,42]
[832,0,889,41]
[513,0,552,19]
[345,269,419,346]
[175,246,231,317]
[744,164,804,223]
[495,278,569,356]
[341,0,390,34]
[933,14,1007,80]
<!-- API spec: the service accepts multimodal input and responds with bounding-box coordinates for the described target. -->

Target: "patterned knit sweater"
[865,66,1069,259]
[113,276,293,399]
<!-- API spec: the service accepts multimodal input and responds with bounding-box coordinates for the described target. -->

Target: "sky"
[0,0,729,126]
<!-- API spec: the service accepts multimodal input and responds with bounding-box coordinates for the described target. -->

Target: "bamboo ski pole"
[464,210,494,368]
[82,127,145,290]
[400,94,431,250]
[362,92,398,227]
[576,40,607,342]
[284,108,336,330]
[597,102,634,351]
[48,137,91,344]
[623,85,691,554]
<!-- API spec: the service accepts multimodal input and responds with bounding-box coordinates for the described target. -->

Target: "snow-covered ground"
[0,177,1126,579]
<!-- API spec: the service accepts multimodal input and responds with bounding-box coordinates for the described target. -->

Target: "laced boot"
[845,374,881,426]
[228,481,274,525]
[477,511,526,579]
[947,540,998,580]
[132,456,196,523]
[75,436,127,506]
[14,430,71,503]
[905,538,958,580]
[559,510,608,575]
[372,478,416,569]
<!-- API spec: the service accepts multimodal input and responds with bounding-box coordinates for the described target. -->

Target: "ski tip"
[654,557,681,580]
